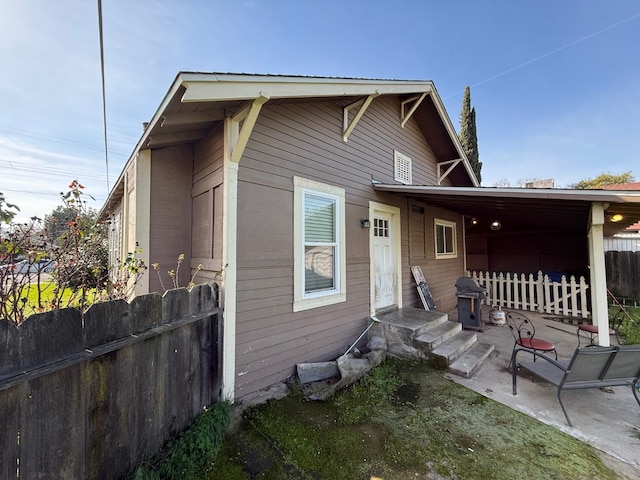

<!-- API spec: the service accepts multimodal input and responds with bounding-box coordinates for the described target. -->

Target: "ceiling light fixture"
[490,220,502,231]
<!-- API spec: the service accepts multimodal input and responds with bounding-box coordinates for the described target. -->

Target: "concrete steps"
[371,307,494,378]
[449,342,495,378]
[430,330,478,367]
[414,321,462,351]
[370,309,450,360]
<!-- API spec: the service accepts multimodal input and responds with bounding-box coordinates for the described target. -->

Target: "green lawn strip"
[213,358,618,480]
[4,281,101,318]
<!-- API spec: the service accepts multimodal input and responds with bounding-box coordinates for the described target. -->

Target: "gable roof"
[101,73,479,215]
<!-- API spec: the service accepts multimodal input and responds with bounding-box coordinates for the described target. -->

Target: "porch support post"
[219,96,269,401]
[588,202,609,346]
[221,116,240,401]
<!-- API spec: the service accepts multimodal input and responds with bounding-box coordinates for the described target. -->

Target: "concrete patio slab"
[444,306,640,478]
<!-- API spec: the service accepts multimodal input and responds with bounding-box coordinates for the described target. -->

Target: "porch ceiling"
[373,184,640,237]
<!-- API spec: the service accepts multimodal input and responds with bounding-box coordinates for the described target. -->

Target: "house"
[602,183,640,301]
[603,182,640,253]
[100,73,640,402]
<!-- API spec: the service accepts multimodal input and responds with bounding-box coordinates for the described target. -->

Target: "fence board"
[18,309,83,373]
[19,367,86,479]
[0,320,21,378]
[605,251,640,300]
[0,386,20,479]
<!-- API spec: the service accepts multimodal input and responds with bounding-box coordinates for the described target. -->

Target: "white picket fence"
[468,270,590,319]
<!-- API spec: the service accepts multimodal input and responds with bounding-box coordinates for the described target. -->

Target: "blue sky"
[1,0,639,222]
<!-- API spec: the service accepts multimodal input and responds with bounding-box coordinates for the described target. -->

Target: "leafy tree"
[459,86,482,183]
[49,181,109,292]
[0,192,20,224]
[570,172,635,189]
[44,205,97,245]
[0,180,144,323]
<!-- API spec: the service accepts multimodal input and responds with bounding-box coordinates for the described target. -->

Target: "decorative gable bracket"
[437,159,462,185]
[400,92,427,128]
[342,93,379,142]
[230,95,270,162]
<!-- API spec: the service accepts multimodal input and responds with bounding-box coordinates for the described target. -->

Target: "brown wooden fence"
[0,283,222,479]
[606,251,640,301]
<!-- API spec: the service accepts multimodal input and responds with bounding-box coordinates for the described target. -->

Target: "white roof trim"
[373,184,640,203]
[427,86,479,187]
[180,76,434,103]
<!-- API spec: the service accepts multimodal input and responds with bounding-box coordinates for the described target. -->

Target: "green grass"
[207,358,619,480]
[614,305,640,345]
[3,281,101,319]
[128,402,232,480]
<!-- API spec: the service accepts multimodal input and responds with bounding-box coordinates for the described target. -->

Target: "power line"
[0,124,129,157]
[0,187,106,202]
[444,12,640,99]
[97,0,111,194]
[0,159,109,182]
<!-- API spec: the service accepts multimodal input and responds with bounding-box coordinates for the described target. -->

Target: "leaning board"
[411,266,437,311]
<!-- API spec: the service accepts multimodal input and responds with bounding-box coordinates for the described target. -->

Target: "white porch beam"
[436,159,461,185]
[588,202,609,346]
[146,130,210,148]
[401,92,427,128]
[230,95,269,163]
[342,94,378,142]
[161,111,225,126]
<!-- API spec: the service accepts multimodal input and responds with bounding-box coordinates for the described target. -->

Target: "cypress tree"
[459,86,482,183]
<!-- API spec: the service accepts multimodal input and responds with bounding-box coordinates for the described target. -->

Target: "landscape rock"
[302,336,388,401]
[296,361,339,384]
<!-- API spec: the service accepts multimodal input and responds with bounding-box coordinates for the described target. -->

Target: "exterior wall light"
[360,218,371,229]
[490,220,502,231]
[610,214,623,222]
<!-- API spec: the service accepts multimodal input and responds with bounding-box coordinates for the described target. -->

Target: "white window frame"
[293,177,346,312]
[434,218,457,259]
[394,150,413,185]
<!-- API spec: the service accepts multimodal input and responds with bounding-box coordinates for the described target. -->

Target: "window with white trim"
[394,150,412,185]
[293,177,346,312]
[434,218,457,259]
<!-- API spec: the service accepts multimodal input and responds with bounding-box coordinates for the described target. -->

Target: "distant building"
[602,183,640,252]
[525,179,554,189]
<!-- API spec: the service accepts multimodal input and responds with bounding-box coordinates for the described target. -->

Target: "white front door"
[373,211,398,310]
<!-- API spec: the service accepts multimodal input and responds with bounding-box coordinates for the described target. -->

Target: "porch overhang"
[372,184,640,237]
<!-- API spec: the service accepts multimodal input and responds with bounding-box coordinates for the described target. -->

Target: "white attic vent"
[394,150,412,185]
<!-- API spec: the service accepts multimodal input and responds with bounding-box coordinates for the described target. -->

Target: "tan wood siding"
[233,96,461,398]
[407,202,466,312]
[149,145,193,292]
[191,127,225,275]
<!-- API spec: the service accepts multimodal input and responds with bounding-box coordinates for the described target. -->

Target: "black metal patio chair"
[507,311,557,368]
